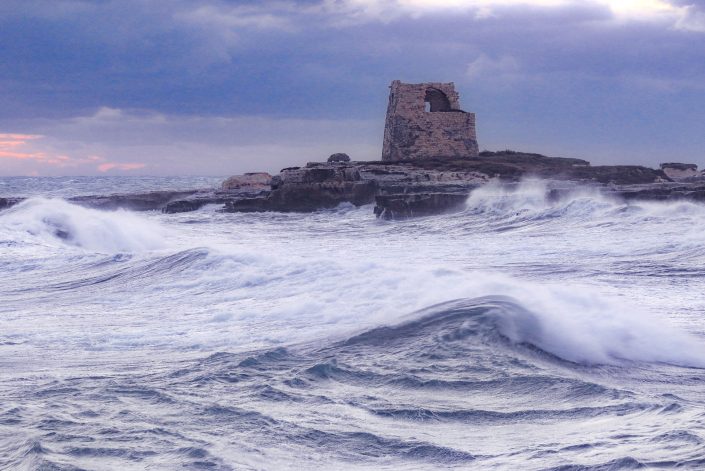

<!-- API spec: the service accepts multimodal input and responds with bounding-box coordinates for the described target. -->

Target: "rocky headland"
[2,151,704,219]
[3,80,703,219]
[3,80,702,219]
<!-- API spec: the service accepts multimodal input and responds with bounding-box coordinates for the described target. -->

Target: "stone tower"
[382,80,479,161]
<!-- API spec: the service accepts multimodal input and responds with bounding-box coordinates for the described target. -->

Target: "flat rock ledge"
[218,152,684,219]
[2,152,704,219]
[218,152,705,219]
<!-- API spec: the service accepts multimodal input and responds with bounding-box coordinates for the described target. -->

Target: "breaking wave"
[0,198,167,252]
[347,296,705,367]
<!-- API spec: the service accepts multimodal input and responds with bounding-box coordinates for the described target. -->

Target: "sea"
[1,176,705,470]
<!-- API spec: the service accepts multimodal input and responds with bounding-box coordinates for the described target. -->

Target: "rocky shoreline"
[2,152,704,219]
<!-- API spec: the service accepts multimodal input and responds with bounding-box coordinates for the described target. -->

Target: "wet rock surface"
[374,193,470,219]
[69,191,202,212]
[611,183,705,202]
[2,151,705,219]
[0,197,22,211]
[226,164,377,212]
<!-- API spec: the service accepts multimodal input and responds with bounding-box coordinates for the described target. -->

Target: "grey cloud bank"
[1,0,704,175]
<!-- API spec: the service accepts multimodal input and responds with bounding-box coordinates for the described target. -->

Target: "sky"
[1,0,704,176]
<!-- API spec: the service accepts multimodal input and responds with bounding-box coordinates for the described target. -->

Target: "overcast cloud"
[1,0,704,175]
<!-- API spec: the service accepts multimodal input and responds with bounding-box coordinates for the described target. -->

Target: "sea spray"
[0,198,167,252]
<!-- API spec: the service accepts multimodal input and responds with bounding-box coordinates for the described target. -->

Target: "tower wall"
[382,80,479,161]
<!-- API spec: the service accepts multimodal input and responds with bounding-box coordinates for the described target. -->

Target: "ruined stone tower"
[382,80,479,161]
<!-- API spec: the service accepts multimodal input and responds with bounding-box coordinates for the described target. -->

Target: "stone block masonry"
[382,80,479,161]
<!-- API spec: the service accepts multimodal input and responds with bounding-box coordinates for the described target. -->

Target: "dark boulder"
[0,197,24,212]
[328,153,351,163]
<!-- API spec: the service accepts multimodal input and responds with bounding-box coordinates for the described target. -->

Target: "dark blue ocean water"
[1,177,705,469]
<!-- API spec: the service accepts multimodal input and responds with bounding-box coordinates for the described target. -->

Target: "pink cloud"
[0,150,45,160]
[0,132,146,173]
[0,133,43,141]
[0,134,45,160]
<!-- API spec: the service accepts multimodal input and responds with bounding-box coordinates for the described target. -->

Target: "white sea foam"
[465,179,606,212]
[105,242,705,367]
[0,190,704,368]
[0,197,167,253]
[465,178,705,227]
[488,283,705,366]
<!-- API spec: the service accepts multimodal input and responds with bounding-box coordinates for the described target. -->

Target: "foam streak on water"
[1,178,705,470]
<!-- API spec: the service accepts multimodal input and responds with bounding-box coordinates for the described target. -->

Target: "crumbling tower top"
[382,80,479,161]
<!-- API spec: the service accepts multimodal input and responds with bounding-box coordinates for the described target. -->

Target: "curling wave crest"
[0,197,167,252]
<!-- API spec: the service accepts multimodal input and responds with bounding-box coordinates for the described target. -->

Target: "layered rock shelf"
[2,152,704,219]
